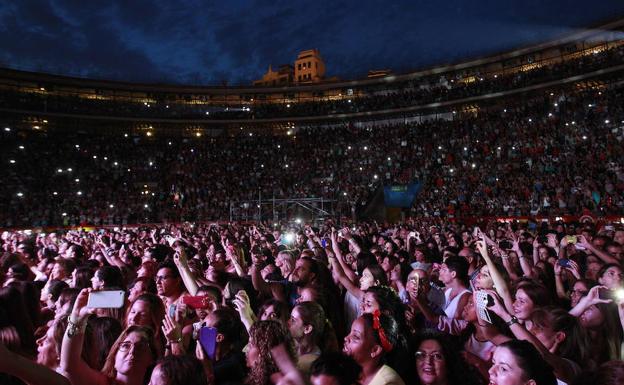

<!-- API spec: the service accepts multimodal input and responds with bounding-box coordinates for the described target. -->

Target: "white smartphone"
[474,291,493,324]
[87,290,125,308]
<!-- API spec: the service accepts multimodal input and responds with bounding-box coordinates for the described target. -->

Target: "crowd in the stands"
[2,84,624,228]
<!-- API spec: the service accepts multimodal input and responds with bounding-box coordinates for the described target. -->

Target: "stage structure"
[229,197,337,223]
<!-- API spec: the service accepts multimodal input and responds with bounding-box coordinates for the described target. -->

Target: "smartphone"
[321,239,327,248]
[87,290,125,308]
[557,259,571,268]
[165,236,176,247]
[604,225,615,231]
[182,295,212,309]
[565,235,577,245]
[498,240,513,250]
[475,291,493,324]
[597,288,624,301]
[199,327,218,360]
[599,289,612,301]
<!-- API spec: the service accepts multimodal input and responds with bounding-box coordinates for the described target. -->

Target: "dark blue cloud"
[0,0,623,85]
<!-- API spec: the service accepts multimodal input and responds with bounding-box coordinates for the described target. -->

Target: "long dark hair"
[153,355,208,385]
[360,312,408,380]
[531,306,590,367]
[293,301,338,352]
[497,340,557,385]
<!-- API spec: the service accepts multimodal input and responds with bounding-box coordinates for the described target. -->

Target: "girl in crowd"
[487,292,589,384]
[92,266,125,291]
[71,267,95,290]
[509,280,552,329]
[245,320,296,385]
[127,277,157,304]
[124,293,165,339]
[413,330,482,385]
[342,312,405,385]
[596,264,623,290]
[203,308,247,385]
[415,290,511,378]
[61,288,160,385]
[360,286,407,334]
[288,301,338,374]
[330,229,387,327]
[148,355,208,385]
[489,340,557,385]
[569,285,623,364]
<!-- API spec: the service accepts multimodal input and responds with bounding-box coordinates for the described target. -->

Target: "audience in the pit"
[0,217,622,385]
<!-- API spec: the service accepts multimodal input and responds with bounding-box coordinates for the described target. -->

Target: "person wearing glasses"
[155,261,188,318]
[60,288,160,385]
[413,330,481,385]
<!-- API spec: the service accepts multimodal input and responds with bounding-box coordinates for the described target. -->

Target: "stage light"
[9,160,15,164]
[16,192,23,197]
[77,191,82,196]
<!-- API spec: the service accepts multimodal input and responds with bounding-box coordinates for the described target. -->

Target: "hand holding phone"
[87,290,125,308]
[475,291,493,324]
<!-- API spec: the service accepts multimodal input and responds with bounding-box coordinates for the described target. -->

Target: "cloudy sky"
[1,0,623,85]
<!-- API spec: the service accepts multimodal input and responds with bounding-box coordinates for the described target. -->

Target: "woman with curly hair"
[412,330,482,385]
[245,320,296,385]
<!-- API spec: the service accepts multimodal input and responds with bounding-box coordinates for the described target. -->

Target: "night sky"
[1,0,624,86]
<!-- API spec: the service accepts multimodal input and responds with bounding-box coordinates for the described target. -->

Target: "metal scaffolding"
[229,197,337,222]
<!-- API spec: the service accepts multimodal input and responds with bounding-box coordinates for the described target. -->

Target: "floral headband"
[372,310,393,353]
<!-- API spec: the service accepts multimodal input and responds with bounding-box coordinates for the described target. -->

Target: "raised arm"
[341,228,362,257]
[249,263,286,302]
[0,342,70,385]
[328,254,363,299]
[330,229,358,282]
[577,235,619,265]
[60,288,108,385]
[569,285,611,317]
[512,239,536,279]
[486,290,580,384]
[173,248,199,296]
[476,239,514,314]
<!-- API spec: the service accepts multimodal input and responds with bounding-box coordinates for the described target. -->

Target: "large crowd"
[0,218,623,385]
[1,44,623,120]
[2,84,624,228]
[1,33,624,385]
